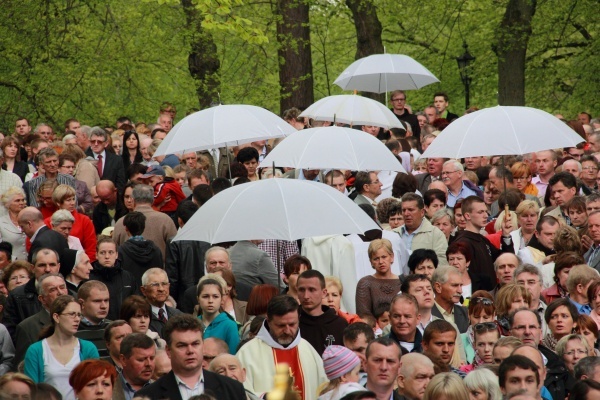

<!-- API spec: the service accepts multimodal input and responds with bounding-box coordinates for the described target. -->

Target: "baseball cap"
[141,165,166,178]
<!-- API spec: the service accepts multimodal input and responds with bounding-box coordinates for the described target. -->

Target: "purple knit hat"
[322,345,361,380]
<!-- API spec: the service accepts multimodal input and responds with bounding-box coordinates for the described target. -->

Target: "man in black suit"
[92,180,128,234]
[431,265,469,333]
[433,92,459,122]
[86,127,126,194]
[141,268,182,338]
[18,207,68,263]
[136,314,245,400]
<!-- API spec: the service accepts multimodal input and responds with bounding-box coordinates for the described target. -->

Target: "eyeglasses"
[369,180,381,185]
[511,324,540,332]
[583,166,599,171]
[61,312,83,319]
[391,98,406,102]
[147,282,170,289]
[474,322,498,331]
[9,274,29,282]
[564,349,588,357]
[90,139,106,144]
[441,171,460,176]
[471,297,494,306]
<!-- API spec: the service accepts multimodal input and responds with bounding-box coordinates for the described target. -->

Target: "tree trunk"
[275,0,314,112]
[496,0,536,106]
[345,0,384,102]
[181,0,220,109]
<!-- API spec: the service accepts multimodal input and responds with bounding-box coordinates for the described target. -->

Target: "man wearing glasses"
[442,160,480,208]
[390,90,421,139]
[141,268,182,339]
[85,126,126,194]
[353,171,383,211]
[509,308,574,400]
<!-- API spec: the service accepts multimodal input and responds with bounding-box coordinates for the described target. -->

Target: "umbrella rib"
[275,181,294,240]
[210,182,256,242]
[314,183,369,232]
[499,106,523,154]
[344,131,361,170]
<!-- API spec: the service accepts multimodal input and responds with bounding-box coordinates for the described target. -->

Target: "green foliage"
[0,0,597,134]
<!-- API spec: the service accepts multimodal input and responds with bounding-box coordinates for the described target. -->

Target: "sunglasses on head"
[471,297,494,306]
[474,322,498,332]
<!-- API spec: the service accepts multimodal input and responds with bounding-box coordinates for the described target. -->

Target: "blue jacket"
[24,339,99,383]
[199,312,240,354]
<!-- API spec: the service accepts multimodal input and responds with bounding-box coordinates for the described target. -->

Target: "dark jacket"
[3,161,29,183]
[451,229,514,292]
[118,238,164,287]
[392,109,421,139]
[148,306,183,339]
[388,327,423,355]
[92,198,128,235]
[539,344,575,400]
[431,303,470,333]
[416,173,435,193]
[28,226,69,263]
[165,239,210,304]
[299,305,348,356]
[13,309,51,368]
[89,260,138,320]
[136,370,246,400]
[85,149,126,193]
[4,278,42,339]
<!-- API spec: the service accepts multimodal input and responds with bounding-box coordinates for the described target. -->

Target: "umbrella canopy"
[260,126,406,173]
[173,178,379,243]
[334,54,439,93]
[153,104,296,157]
[299,95,405,129]
[422,106,585,158]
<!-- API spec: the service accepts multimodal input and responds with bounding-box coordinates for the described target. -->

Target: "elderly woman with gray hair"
[50,209,84,252]
[0,186,28,260]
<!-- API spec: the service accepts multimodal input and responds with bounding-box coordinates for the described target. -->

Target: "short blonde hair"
[423,372,470,400]
[495,283,531,317]
[1,186,26,207]
[515,199,540,216]
[566,264,599,293]
[556,334,591,358]
[52,184,76,205]
[325,276,343,295]
[367,238,393,260]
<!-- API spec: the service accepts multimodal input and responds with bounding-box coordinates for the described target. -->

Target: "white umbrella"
[422,106,585,158]
[334,54,440,93]
[153,104,296,157]
[299,95,405,129]
[173,178,379,244]
[260,126,406,173]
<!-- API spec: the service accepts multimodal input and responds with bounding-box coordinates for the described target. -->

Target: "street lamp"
[456,41,475,110]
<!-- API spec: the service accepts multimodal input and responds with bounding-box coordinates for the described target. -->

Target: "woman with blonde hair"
[464,368,502,400]
[0,186,27,259]
[423,372,470,400]
[495,284,531,335]
[325,276,362,324]
[556,334,592,373]
[511,161,538,196]
[355,239,402,318]
[0,372,37,399]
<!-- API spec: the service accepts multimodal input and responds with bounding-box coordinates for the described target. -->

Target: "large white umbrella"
[299,95,405,129]
[422,106,585,158]
[153,104,296,157]
[173,178,379,244]
[334,54,440,93]
[260,126,406,173]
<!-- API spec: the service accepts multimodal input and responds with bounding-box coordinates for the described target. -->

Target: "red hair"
[69,359,117,393]
[246,284,279,316]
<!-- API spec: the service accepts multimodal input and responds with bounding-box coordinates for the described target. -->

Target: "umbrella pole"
[226,145,232,180]
[273,160,282,291]
[502,155,509,220]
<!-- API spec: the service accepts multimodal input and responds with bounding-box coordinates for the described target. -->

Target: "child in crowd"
[373,303,390,337]
[317,345,364,400]
[141,165,186,217]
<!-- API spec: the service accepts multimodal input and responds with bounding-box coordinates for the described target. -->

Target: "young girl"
[197,277,240,353]
[317,345,364,400]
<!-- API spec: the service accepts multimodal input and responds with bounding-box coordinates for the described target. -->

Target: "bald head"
[96,180,117,206]
[202,337,229,369]
[209,353,246,383]
[428,180,448,196]
[18,207,45,237]
[495,252,520,285]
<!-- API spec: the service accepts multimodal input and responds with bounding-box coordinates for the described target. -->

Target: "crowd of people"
[0,95,599,400]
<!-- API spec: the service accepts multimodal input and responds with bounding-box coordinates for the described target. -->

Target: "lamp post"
[456,41,475,110]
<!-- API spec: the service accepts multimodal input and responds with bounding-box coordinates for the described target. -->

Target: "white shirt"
[175,372,204,399]
[94,150,107,171]
[42,339,80,400]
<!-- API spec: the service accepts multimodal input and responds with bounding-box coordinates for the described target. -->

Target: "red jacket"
[153,178,186,213]
[44,210,97,262]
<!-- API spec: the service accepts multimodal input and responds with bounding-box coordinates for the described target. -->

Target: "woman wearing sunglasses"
[461,291,496,364]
